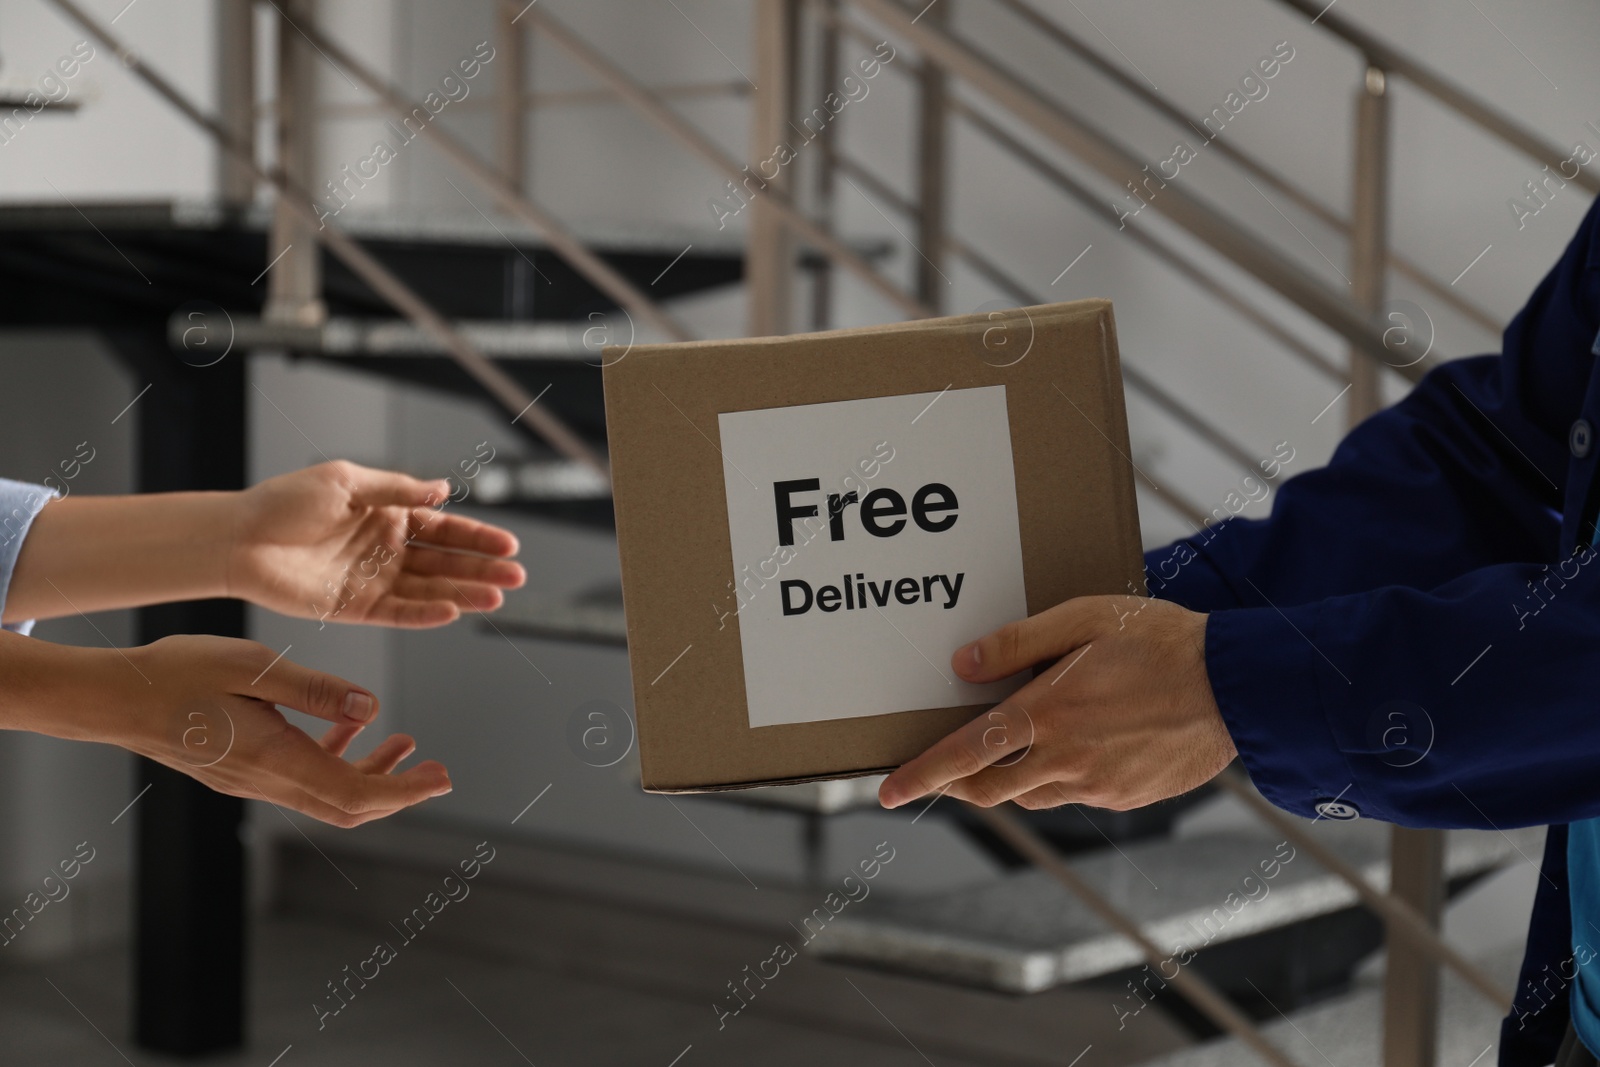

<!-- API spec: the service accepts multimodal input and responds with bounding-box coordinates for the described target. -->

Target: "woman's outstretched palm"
[229,460,525,628]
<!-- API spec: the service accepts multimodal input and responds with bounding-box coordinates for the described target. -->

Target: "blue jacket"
[1144,195,1600,1066]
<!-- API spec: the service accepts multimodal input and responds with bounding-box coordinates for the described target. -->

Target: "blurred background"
[0,0,1591,1063]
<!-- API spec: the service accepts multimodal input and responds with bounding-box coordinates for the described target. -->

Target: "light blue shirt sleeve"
[0,477,58,637]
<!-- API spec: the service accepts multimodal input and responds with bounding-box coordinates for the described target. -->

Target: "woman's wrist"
[5,490,242,624]
[0,634,144,745]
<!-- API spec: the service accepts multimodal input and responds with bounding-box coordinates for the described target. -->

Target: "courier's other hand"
[878,597,1235,812]
[229,460,525,628]
[115,635,450,826]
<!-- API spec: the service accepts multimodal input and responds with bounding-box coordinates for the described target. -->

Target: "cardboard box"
[603,299,1143,792]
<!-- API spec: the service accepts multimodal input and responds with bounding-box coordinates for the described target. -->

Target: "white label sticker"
[717,385,1029,728]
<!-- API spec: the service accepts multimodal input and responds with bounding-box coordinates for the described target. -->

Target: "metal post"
[1347,65,1389,426]
[496,0,527,190]
[215,0,255,208]
[1384,827,1446,1067]
[914,1,950,313]
[264,0,326,326]
[809,0,840,330]
[746,0,799,337]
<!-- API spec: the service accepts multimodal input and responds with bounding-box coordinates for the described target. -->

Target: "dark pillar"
[105,328,248,1055]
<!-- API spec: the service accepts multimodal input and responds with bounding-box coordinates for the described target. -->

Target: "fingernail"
[342,691,375,722]
[957,641,981,674]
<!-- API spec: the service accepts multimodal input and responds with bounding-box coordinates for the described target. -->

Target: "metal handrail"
[987,0,1503,338]
[309,80,752,119]
[1272,0,1600,198]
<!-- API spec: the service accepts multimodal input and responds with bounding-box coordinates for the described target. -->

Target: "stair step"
[186,315,675,360]
[812,820,1541,994]
[1131,937,1525,1066]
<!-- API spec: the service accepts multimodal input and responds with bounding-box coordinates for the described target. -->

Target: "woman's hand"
[110,634,450,827]
[228,460,526,629]
[878,596,1235,812]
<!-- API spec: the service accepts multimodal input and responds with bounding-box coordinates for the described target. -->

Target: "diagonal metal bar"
[282,5,692,345]
[851,0,1426,382]
[1213,768,1513,1011]
[974,804,1303,1067]
[45,0,609,481]
[521,4,933,321]
[987,0,1503,337]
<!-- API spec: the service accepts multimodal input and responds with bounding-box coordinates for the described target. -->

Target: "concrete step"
[811,817,1541,994]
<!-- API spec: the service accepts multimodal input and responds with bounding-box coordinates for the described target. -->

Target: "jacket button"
[1573,419,1593,459]
[1314,799,1360,821]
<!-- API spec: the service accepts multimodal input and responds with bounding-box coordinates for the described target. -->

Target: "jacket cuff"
[1204,603,1377,822]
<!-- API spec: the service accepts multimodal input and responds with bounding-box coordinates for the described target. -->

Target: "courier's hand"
[113,635,450,827]
[878,597,1235,812]
[228,460,525,628]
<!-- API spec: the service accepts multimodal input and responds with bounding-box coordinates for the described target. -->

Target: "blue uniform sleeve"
[1147,195,1600,828]
[0,478,58,637]
[1148,190,1600,614]
[1147,355,1566,613]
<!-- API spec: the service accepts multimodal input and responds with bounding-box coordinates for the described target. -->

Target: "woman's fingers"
[363,597,461,629]
[319,721,364,758]
[402,545,525,588]
[253,724,450,818]
[404,508,520,557]
[319,725,415,776]
[391,574,505,613]
[262,781,403,829]
[338,462,453,510]
[354,733,417,776]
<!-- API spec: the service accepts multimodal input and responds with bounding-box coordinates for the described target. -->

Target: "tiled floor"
[0,916,1046,1067]
[0,913,1531,1067]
